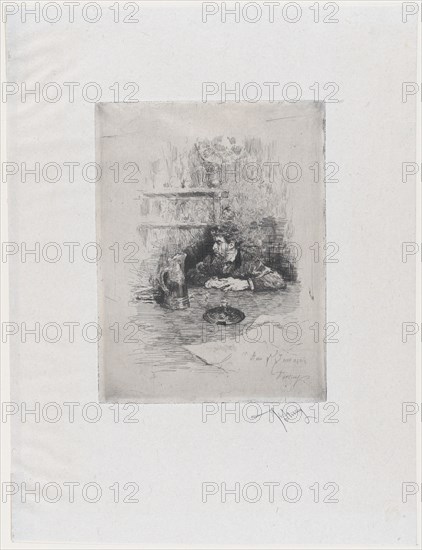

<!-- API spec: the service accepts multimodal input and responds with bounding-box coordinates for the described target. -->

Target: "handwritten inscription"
[253,404,312,432]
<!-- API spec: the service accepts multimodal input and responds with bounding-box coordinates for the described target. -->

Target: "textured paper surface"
[4,2,419,546]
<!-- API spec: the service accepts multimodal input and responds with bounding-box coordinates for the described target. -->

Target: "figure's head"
[211,223,240,259]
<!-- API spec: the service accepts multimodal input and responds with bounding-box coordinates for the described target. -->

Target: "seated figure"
[187,224,286,291]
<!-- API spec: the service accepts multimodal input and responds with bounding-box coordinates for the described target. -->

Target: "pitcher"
[158,252,190,310]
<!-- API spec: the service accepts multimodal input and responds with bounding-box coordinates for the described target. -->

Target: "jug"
[158,252,190,310]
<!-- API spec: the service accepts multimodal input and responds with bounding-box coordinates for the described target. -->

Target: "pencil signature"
[252,404,311,432]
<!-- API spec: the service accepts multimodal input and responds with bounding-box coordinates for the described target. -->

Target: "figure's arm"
[221,257,286,291]
[245,259,286,291]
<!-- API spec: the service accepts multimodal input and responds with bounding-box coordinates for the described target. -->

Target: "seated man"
[187,224,286,291]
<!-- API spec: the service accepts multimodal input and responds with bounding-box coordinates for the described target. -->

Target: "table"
[131,284,301,374]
